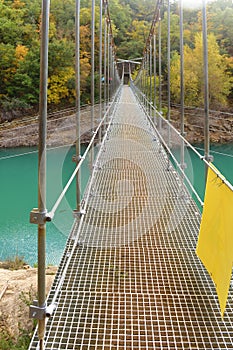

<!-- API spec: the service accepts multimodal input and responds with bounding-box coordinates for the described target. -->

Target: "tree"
[170,32,232,107]
[48,67,75,105]
[0,0,25,45]
[7,42,40,105]
[0,43,16,96]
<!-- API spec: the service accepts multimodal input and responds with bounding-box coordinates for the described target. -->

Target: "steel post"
[99,0,103,144]
[150,41,153,117]
[146,50,149,113]
[154,33,157,125]
[107,32,110,110]
[104,2,107,131]
[91,0,95,169]
[75,0,81,211]
[158,10,162,130]
[167,0,171,150]
[109,44,111,97]
[202,0,210,179]
[179,0,185,174]
[143,60,146,106]
[38,0,50,348]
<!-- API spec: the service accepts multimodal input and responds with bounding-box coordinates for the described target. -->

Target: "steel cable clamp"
[29,300,57,319]
[30,208,52,224]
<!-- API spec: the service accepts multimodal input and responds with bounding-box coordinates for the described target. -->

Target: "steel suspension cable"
[153,33,157,125]
[91,0,95,170]
[75,0,81,212]
[158,8,162,118]
[167,0,171,149]
[179,0,186,194]
[202,0,211,178]
[104,0,107,131]
[29,0,50,349]
[99,0,103,144]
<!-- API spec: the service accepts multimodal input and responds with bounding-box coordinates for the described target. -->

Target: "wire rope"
[194,147,233,158]
[0,143,74,161]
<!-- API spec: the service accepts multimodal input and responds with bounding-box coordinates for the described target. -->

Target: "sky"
[172,0,213,10]
[183,0,203,9]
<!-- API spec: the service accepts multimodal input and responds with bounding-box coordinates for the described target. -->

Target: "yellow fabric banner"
[196,166,233,317]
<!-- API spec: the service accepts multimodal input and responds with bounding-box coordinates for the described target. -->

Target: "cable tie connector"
[29,300,57,319]
[73,209,86,219]
[180,162,187,170]
[29,300,46,320]
[45,303,58,318]
[30,208,51,225]
[72,154,84,163]
[206,155,214,163]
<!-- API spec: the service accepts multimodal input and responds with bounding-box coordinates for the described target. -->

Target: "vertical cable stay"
[29,1,50,349]
[153,33,157,125]
[91,0,95,170]
[99,0,103,144]
[202,0,211,179]
[146,49,149,113]
[179,0,186,190]
[104,0,107,131]
[150,40,153,117]
[158,6,162,127]
[107,28,110,114]
[167,0,171,150]
[75,0,81,212]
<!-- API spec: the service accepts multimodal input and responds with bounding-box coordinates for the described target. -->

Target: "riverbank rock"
[0,106,101,148]
[0,266,57,340]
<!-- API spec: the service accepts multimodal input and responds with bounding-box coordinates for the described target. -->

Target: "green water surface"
[0,143,232,265]
[0,145,91,265]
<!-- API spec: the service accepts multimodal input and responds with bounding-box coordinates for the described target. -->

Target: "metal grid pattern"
[29,86,233,349]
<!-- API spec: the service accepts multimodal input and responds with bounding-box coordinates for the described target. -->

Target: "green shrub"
[0,256,27,270]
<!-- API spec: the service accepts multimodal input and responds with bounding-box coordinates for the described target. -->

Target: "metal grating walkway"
[30,86,233,349]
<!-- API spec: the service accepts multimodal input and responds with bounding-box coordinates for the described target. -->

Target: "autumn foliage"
[0,0,233,120]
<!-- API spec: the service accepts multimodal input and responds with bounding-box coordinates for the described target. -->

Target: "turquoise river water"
[0,143,232,266]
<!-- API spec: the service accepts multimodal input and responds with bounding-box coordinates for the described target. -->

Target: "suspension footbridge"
[29,84,233,349]
[26,0,233,349]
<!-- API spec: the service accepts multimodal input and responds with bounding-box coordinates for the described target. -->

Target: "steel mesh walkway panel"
[29,86,233,349]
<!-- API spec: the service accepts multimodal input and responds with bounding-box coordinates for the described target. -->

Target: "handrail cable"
[0,104,101,135]
[0,144,73,161]
[194,147,233,159]
[0,103,101,131]
[1,135,232,163]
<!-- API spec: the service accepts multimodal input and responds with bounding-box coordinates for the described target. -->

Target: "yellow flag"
[196,166,233,317]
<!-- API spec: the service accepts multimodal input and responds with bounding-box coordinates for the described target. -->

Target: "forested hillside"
[0,0,233,122]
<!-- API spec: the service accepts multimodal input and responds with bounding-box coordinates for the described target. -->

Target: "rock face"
[0,266,56,341]
[0,104,233,148]
[170,108,233,144]
[0,105,101,148]
[1,106,232,148]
